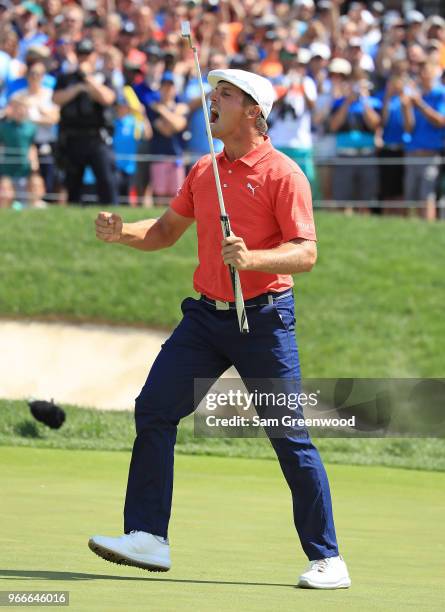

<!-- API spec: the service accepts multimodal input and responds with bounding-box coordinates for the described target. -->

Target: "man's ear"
[246,104,261,119]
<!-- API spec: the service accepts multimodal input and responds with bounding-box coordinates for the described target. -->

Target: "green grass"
[0,209,445,377]
[2,399,444,472]
[0,208,444,377]
[0,447,444,611]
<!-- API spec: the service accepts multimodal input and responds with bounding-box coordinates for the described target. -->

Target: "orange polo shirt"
[170,136,316,301]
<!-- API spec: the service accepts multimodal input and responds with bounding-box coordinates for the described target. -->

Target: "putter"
[181,21,249,334]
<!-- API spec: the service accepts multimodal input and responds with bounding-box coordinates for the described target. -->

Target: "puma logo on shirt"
[247,183,258,196]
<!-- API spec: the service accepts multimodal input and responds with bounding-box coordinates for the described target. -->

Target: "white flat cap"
[208,69,276,119]
[405,10,424,25]
[297,48,312,64]
[309,42,331,60]
[328,58,352,75]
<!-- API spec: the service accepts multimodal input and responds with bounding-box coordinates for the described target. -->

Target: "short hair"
[243,93,268,135]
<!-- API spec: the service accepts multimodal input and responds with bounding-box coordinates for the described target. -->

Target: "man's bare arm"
[95,208,194,250]
[222,237,317,274]
[412,95,445,128]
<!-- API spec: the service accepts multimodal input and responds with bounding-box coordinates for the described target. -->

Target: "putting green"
[0,447,444,611]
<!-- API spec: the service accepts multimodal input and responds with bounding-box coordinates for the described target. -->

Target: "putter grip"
[220,215,249,333]
[221,215,237,289]
[220,214,237,285]
[220,214,231,238]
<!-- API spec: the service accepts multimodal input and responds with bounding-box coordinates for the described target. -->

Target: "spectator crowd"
[0,0,444,219]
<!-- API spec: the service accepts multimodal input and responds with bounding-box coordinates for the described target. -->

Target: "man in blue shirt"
[132,47,164,205]
[113,95,152,202]
[403,63,445,220]
[182,74,223,159]
[329,73,382,213]
[377,73,412,210]
[16,2,48,62]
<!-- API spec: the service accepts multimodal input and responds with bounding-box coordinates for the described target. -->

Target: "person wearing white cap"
[329,68,382,212]
[312,58,352,199]
[267,51,318,193]
[91,67,351,590]
[347,37,375,73]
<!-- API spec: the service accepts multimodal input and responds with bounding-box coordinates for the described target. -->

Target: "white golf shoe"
[297,555,351,589]
[88,530,171,572]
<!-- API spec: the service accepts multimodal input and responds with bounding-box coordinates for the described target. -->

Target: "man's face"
[160,80,175,101]
[209,82,251,139]
[20,10,38,33]
[64,10,83,32]
[0,179,14,203]
[419,63,435,89]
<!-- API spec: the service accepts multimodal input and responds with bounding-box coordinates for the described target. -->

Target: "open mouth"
[210,107,219,124]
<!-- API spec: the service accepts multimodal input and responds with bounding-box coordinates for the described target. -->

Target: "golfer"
[90,69,351,589]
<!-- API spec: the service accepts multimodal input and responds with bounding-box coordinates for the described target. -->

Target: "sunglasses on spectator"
[29,69,45,76]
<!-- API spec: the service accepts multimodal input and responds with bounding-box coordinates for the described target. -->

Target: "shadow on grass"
[13,421,43,438]
[0,569,295,589]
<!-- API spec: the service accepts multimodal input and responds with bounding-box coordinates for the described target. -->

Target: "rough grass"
[1,399,444,472]
[0,207,444,377]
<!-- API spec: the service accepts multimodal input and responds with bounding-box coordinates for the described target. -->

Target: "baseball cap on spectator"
[121,21,136,35]
[405,10,424,25]
[76,39,94,55]
[143,44,165,61]
[26,45,51,60]
[230,54,248,69]
[296,48,311,64]
[253,14,279,28]
[317,1,332,11]
[371,1,384,14]
[127,48,146,66]
[21,1,44,17]
[309,42,331,60]
[294,0,314,8]
[428,16,445,29]
[84,15,103,29]
[124,58,143,72]
[349,37,362,48]
[208,69,276,119]
[328,58,352,75]
[383,12,404,30]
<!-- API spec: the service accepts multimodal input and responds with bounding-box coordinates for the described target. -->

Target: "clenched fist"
[95,211,123,243]
[222,234,253,270]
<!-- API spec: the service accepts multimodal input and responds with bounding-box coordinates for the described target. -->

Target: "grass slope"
[1,208,444,377]
[1,399,444,472]
[1,447,444,612]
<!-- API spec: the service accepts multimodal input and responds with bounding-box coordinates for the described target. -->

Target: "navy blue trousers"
[124,293,339,560]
